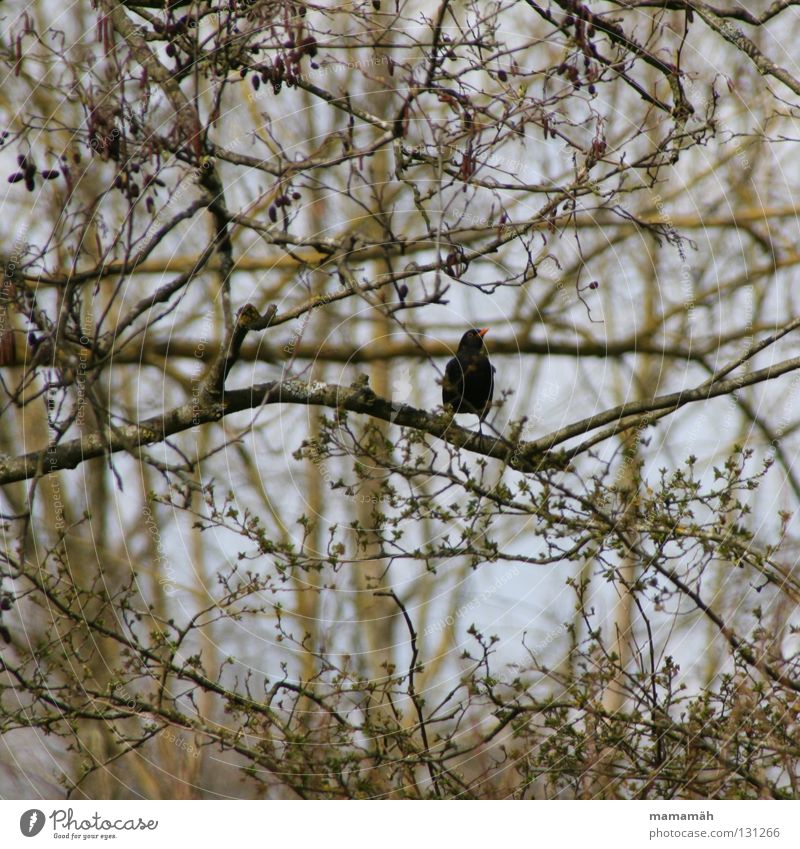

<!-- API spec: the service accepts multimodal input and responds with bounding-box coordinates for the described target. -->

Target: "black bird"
[442,328,495,422]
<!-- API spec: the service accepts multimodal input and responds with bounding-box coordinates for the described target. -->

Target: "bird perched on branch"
[442,328,495,424]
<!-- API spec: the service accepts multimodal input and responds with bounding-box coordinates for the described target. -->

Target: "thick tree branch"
[610,0,799,26]
[0,377,565,486]
[541,354,800,452]
[102,0,202,151]
[686,0,800,96]
[4,349,800,487]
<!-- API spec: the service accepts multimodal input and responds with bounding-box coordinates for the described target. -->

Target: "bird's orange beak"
[478,328,489,337]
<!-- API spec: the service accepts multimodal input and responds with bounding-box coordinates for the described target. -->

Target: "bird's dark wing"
[442,356,464,407]
[476,358,494,420]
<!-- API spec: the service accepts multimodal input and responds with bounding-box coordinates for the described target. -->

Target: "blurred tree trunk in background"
[2,0,800,799]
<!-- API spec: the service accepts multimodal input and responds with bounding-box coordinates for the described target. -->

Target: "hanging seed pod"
[300,35,318,57]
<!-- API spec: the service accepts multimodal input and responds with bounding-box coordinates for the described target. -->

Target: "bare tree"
[1,0,800,799]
